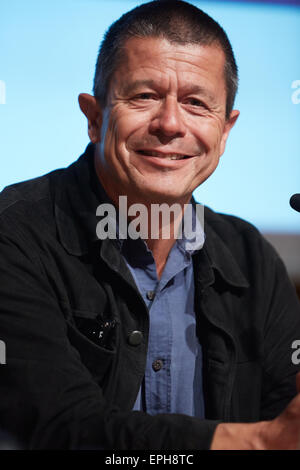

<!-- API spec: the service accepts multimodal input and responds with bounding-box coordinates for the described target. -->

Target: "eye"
[134,93,157,101]
[185,97,206,107]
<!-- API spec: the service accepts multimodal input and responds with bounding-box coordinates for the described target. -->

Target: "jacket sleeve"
[259,237,300,420]
[0,231,220,449]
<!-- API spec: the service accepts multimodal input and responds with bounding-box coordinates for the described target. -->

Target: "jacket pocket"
[67,309,118,387]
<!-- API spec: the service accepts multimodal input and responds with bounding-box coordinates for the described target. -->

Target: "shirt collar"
[118,199,205,263]
[53,143,249,289]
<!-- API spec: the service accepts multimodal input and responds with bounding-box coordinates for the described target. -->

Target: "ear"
[219,109,240,157]
[78,93,103,143]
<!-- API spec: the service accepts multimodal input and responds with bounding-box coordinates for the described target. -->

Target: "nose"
[149,96,186,140]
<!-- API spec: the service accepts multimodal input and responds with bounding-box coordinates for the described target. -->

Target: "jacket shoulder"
[0,171,59,216]
[0,169,66,243]
[203,205,280,270]
[204,205,262,239]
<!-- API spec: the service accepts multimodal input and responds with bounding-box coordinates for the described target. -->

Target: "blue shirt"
[120,207,205,418]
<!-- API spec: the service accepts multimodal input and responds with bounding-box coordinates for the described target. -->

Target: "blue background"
[0,0,299,232]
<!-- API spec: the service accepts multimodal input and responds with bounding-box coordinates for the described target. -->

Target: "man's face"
[82,37,239,205]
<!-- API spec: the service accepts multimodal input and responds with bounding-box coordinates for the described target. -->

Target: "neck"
[143,204,186,279]
[94,151,192,279]
[146,238,177,279]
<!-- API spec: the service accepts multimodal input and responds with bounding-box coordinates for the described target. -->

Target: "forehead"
[113,36,226,93]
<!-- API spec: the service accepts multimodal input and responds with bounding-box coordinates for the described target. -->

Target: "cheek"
[194,120,224,154]
[112,108,150,148]
[189,122,224,180]
[187,115,215,147]
[102,110,129,160]
[102,110,150,174]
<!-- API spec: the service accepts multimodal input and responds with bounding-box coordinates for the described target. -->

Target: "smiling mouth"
[137,150,193,160]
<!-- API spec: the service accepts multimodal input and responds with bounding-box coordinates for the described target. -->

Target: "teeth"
[169,155,185,160]
[140,150,187,160]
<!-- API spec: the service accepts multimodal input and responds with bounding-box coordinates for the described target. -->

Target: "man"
[0,0,300,450]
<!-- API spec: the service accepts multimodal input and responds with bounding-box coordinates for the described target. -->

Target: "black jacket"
[0,144,300,450]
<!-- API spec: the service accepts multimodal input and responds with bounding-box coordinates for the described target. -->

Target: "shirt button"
[146,290,155,301]
[152,359,164,372]
[127,330,143,346]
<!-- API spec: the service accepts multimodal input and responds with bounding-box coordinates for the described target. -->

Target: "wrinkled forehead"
[110,36,227,98]
[119,36,225,70]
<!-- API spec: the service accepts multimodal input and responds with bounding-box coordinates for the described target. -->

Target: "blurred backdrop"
[0,0,300,284]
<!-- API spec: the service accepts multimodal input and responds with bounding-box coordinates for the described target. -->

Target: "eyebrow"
[122,80,216,103]
[178,84,217,103]
[121,79,158,95]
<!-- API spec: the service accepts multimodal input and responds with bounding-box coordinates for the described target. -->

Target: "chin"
[136,185,190,204]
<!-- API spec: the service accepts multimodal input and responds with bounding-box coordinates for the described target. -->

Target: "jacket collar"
[193,222,249,290]
[53,143,101,256]
[53,143,249,289]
